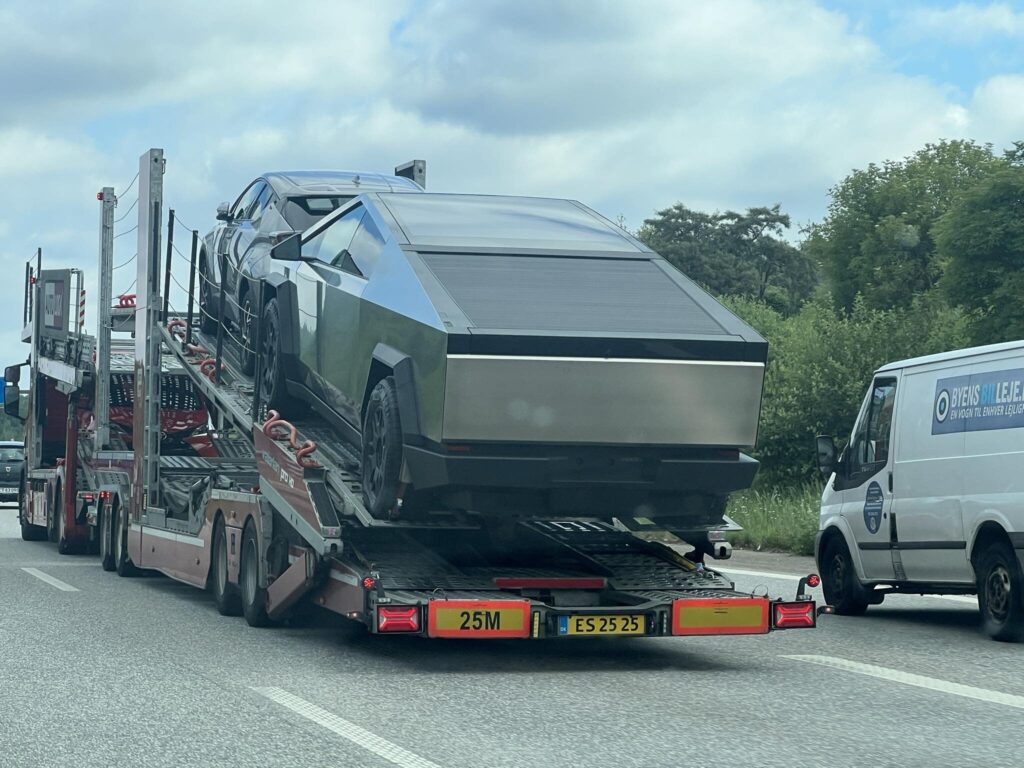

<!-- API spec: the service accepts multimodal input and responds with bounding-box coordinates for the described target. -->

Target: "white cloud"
[970,74,1024,146]
[901,2,1024,42]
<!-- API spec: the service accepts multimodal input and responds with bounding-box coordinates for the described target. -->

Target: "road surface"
[0,504,1019,768]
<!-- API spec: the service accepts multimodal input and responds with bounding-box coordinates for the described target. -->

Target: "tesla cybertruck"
[253,192,766,525]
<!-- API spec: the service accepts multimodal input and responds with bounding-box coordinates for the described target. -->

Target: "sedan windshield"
[0,447,24,461]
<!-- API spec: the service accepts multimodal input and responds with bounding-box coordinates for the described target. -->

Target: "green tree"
[639,203,815,313]
[805,140,1002,312]
[936,166,1024,345]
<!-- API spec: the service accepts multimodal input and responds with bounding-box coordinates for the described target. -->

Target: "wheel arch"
[363,344,422,440]
[817,516,869,582]
[970,520,1013,570]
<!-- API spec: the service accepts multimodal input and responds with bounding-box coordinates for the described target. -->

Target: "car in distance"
[256,192,768,524]
[0,440,24,505]
[200,167,424,374]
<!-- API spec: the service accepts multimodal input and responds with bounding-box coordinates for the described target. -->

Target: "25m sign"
[427,600,530,638]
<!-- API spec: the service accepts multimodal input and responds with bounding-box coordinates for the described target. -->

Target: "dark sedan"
[0,440,24,504]
[200,167,423,374]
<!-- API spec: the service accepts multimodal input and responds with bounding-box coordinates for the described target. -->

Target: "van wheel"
[240,522,271,627]
[212,519,242,616]
[100,503,116,571]
[361,377,403,519]
[977,541,1024,642]
[822,537,870,616]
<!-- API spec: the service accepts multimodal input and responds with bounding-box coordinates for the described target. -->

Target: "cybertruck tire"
[259,298,306,417]
[361,377,403,519]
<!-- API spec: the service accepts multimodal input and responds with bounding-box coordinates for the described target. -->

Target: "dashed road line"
[253,686,443,768]
[783,655,1024,710]
[21,567,79,592]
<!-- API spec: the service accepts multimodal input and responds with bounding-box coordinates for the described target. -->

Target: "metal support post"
[251,280,265,419]
[186,230,198,346]
[133,148,165,522]
[95,186,115,451]
[214,262,227,385]
[163,209,174,320]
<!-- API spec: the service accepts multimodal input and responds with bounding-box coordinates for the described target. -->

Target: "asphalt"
[1,504,1021,768]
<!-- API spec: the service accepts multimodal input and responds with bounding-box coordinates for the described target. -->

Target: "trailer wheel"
[20,515,47,541]
[822,536,869,616]
[212,519,242,616]
[114,500,138,577]
[99,502,116,571]
[259,298,306,415]
[362,377,403,519]
[56,486,75,555]
[47,486,60,543]
[977,540,1024,642]
[198,253,217,335]
[240,522,271,627]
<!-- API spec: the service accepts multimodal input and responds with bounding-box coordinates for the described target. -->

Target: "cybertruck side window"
[345,215,385,277]
[847,377,897,482]
[304,205,365,270]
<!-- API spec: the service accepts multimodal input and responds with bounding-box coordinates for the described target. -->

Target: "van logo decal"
[863,482,884,534]
[933,368,1024,435]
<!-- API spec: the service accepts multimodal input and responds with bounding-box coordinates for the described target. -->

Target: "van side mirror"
[216,202,233,222]
[270,234,302,262]
[815,435,837,478]
[4,383,22,420]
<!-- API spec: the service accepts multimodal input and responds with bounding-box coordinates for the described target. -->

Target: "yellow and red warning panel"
[671,597,770,636]
[427,600,531,639]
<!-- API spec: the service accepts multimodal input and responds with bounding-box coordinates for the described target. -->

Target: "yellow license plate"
[559,614,644,636]
[671,598,769,636]
[428,600,530,638]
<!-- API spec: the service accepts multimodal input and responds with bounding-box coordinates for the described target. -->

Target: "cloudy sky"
[1,0,1022,362]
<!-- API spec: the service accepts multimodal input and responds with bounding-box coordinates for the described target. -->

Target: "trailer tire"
[99,502,116,571]
[240,522,271,627]
[361,377,403,519]
[977,540,1024,642]
[56,486,75,555]
[212,519,242,616]
[114,500,139,577]
[259,298,305,415]
[20,516,47,541]
[822,536,869,616]
[47,485,60,543]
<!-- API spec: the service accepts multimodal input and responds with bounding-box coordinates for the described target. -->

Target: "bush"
[726,482,823,555]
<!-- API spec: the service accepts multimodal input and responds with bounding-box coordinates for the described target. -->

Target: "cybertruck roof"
[365,192,765,355]
[264,170,421,197]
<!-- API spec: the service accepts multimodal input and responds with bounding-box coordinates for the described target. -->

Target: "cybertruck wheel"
[198,253,217,335]
[361,377,403,519]
[977,541,1024,643]
[822,536,869,616]
[259,298,306,416]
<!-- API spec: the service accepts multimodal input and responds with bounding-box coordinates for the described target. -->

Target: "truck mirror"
[3,384,22,420]
[270,233,302,262]
[216,202,233,222]
[815,435,837,478]
[5,364,21,385]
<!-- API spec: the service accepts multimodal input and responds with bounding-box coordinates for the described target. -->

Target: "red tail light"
[773,601,816,629]
[377,606,420,633]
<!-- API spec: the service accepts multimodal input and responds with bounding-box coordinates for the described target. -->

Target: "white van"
[814,341,1024,642]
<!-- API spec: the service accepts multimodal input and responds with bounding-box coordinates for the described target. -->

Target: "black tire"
[47,485,60,543]
[114,500,138,577]
[259,298,306,415]
[99,501,116,571]
[240,522,271,627]
[57,487,74,555]
[212,519,242,616]
[822,536,870,616]
[239,293,256,375]
[20,515,47,541]
[977,540,1024,642]
[361,377,404,519]
[199,254,217,335]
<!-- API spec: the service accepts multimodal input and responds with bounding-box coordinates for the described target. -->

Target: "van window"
[850,378,897,475]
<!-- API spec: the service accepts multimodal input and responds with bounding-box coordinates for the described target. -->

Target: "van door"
[837,376,899,581]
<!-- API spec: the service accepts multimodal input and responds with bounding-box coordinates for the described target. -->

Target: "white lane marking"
[253,687,442,768]
[21,567,79,592]
[719,568,978,605]
[783,655,1024,710]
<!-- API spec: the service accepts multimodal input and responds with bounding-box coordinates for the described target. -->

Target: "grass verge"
[725,482,822,556]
